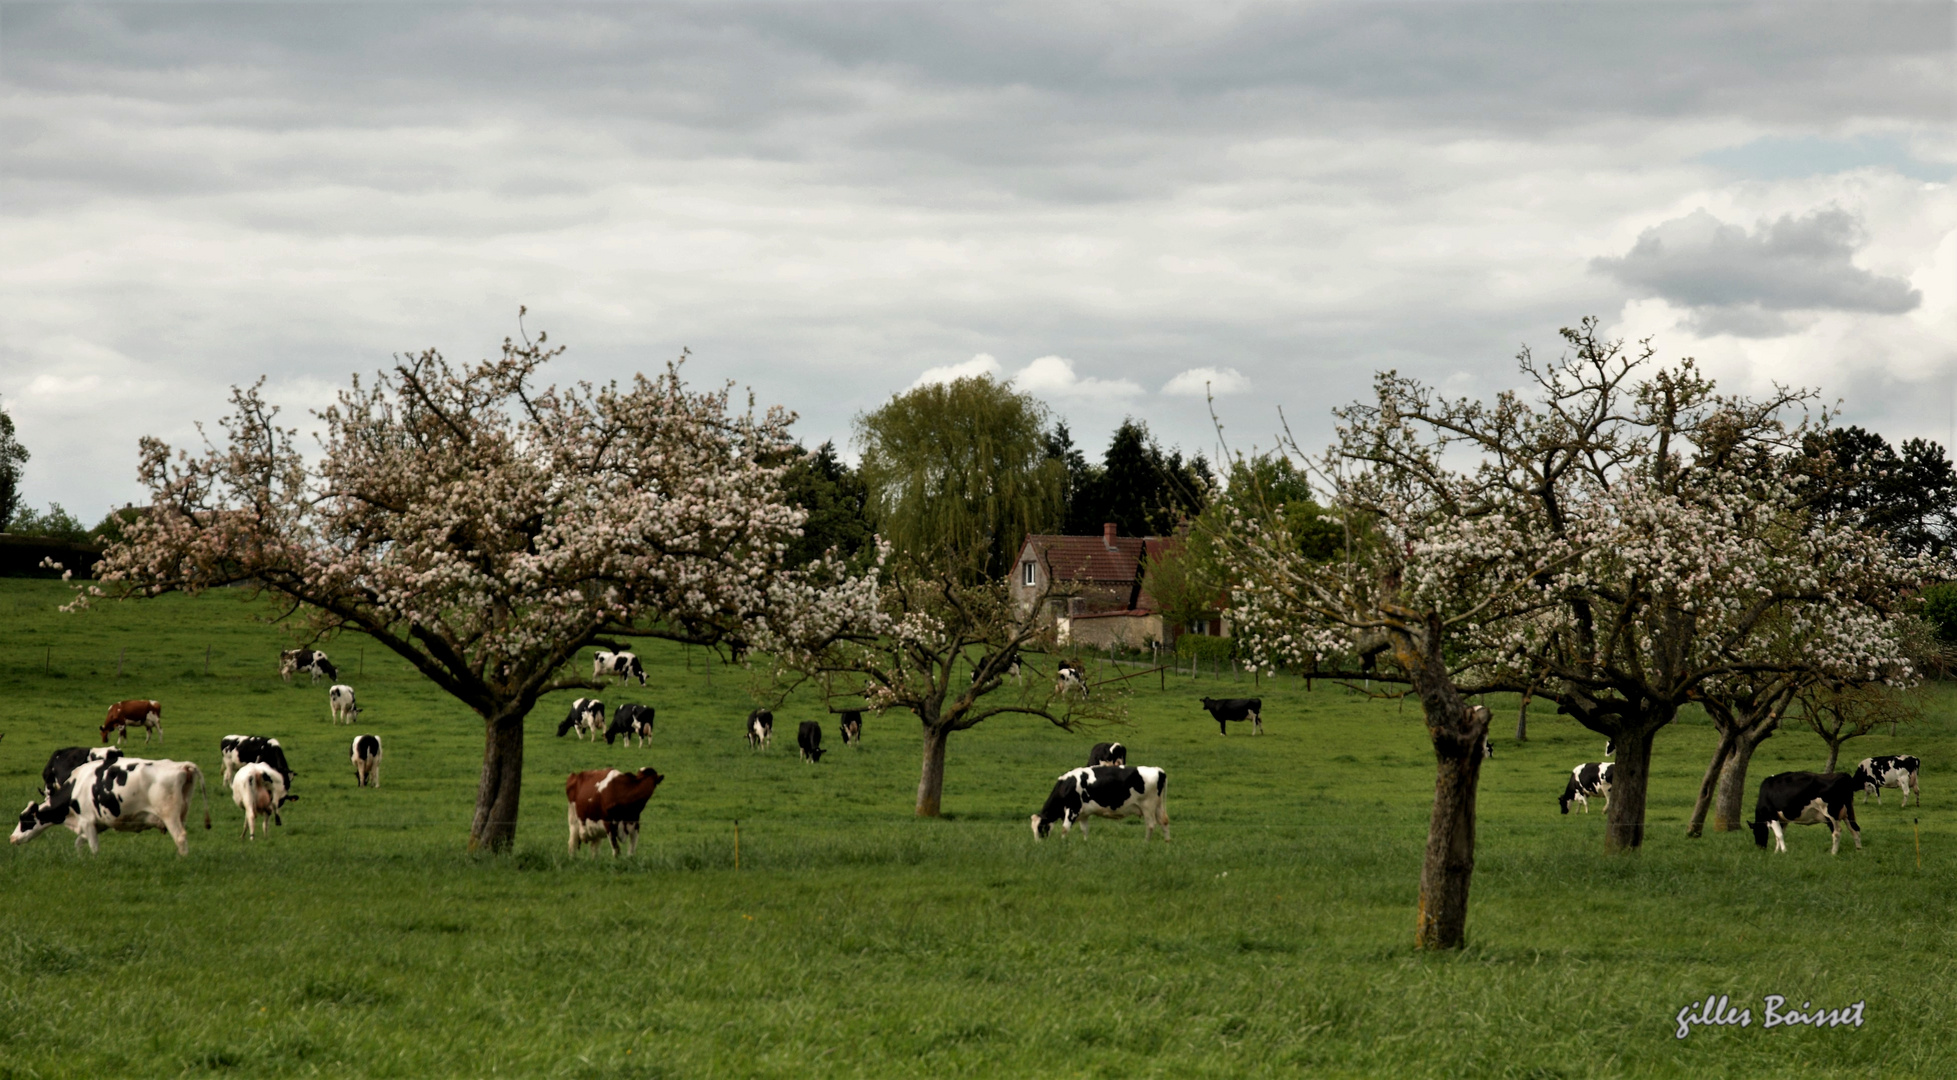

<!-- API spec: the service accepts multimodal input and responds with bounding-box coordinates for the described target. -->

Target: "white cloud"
[910,353,1004,388]
[1010,355,1142,399]
[1162,366,1250,397]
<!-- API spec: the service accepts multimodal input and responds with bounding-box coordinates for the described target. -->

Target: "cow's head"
[1750,822,1771,848]
[11,794,73,846]
[1031,776,1079,840]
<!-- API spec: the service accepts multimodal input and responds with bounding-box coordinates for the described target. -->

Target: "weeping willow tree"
[855,376,1064,578]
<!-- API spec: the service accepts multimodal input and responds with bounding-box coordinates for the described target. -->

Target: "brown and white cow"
[565,767,665,857]
[101,699,162,745]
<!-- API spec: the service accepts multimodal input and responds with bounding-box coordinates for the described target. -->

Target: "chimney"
[1103,522,1117,549]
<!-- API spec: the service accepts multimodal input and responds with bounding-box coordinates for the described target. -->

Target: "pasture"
[1,578,1953,1078]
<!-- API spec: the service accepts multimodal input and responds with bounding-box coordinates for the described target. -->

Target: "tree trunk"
[915,723,950,817]
[468,712,525,852]
[1825,740,1841,774]
[1686,734,1736,838]
[1515,694,1530,743]
[1712,733,1767,833]
[1416,715,1487,950]
[1604,723,1660,853]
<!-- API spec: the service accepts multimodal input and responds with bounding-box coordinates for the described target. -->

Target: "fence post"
[45,646,50,675]
[205,644,211,676]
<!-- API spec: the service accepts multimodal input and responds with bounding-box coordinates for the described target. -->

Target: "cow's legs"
[167,818,190,856]
[1769,821,1787,853]
[566,804,581,854]
[1252,711,1262,735]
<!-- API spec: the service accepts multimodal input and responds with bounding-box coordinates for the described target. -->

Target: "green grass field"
[1,578,1952,1078]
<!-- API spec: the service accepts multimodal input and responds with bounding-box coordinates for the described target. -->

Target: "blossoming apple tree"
[75,321,881,851]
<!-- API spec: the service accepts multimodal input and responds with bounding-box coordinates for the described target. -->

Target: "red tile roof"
[1021,534,1147,584]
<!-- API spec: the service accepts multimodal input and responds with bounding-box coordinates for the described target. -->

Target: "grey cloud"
[1592,208,1922,336]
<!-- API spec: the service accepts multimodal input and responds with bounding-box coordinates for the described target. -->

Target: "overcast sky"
[3,2,1952,520]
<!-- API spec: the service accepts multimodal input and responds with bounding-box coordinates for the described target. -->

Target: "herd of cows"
[3,644,1933,859]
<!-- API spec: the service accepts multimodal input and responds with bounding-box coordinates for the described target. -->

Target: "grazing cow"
[40,746,123,798]
[10,757,210,856]
[101,699,163,745]
[229,762,288,839]
[302,655,339,685]
[1558,763,1613,814]
[1482,738,1496,760]
[605,703,655,747]
[1087,742,1126,767]
[328,685,362,724]
[1055,660,1089,697]
[593,650,646,686]
[798,721,827,763]
[555,698,606,740]
[1199,697,1263,736]
[279,648,328,683]
[219,735,295,794]
[1031,765,1169,841]
[971,651,1022,685]
[746,709,774,749]
[565,767,665,856]
[351,735,383,788]
[838,710,863,746]
[1605,738,1616,758]
[1851,755,1921,806]
[1752,771,1864,855]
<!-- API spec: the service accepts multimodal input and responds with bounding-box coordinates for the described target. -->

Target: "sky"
[3,2,1953,520]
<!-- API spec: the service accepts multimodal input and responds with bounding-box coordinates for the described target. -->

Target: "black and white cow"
[746,709,774,749]
[219,736,296,804]
[351,735,383,788]
[1752,771,1863,855]
[229,762,288,839]
[798,720,827,763]
[280,649,330,684]
[1199,697,1263,736]
[971,651,1022,685]
[328,684,362,724]
[1031,765,1169,841]
[11,757,211,855]
[1851,755,1921,807]
[1087,741,1126,767]
[1558,762,1613,814]
[556,698,606,740]
[39,746,123,798]
[1055,659,1089,697]
[605,703,655,747]
[593,650,646,686]
[838,710,863,746]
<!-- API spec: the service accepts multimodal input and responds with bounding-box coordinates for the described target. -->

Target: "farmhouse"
[1009,523,1226,650]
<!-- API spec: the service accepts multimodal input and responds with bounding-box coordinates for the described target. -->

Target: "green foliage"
[6,502,89,544]
[1174,632,1236,663]
[1065,419,1211,537]
[779,442,874,569]
[1,579,1953,1076]
[89,505,144,548]
[855,376,1063,578]
[1142,540,1226,635]
[1920,582,1957,646]
[0,394,25,532]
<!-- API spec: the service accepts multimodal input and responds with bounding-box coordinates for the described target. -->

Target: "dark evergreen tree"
[1794,426,1957,556]
[1069,419,1209,537]
[0,394,27,532]
[779,441,875,568]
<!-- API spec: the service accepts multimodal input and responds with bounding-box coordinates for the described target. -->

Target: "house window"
[1022,561,1036,586]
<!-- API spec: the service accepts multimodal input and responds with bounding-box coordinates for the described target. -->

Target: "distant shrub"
[1175,634,1236,664]
[6,503,89,544]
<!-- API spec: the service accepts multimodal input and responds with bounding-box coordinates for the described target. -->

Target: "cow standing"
[971,651,1022,685]
[351,735,383,788]
[839,710,863,746]
[229,762,288,839]
[1087,742,1126,767]
[1752,771,1863,855]
[565,767,665,856]
[39,747,122,798]
[1851,755,1921,806]
[556,698,606,740]
[11,757,210,856]
[798,721,827,763]
[302,655,339,685]
[328,685,362,724]
[746,709,774,749]
[1199,697,1263,735]
[1031,765,1169,841]
[280,649,332,684]
[101,699,163,745]
[1559,762,1613,814]
[219,735,295,794]
[593,650,646,686]
[605,703,655,747]
[1055,660,1089,697]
